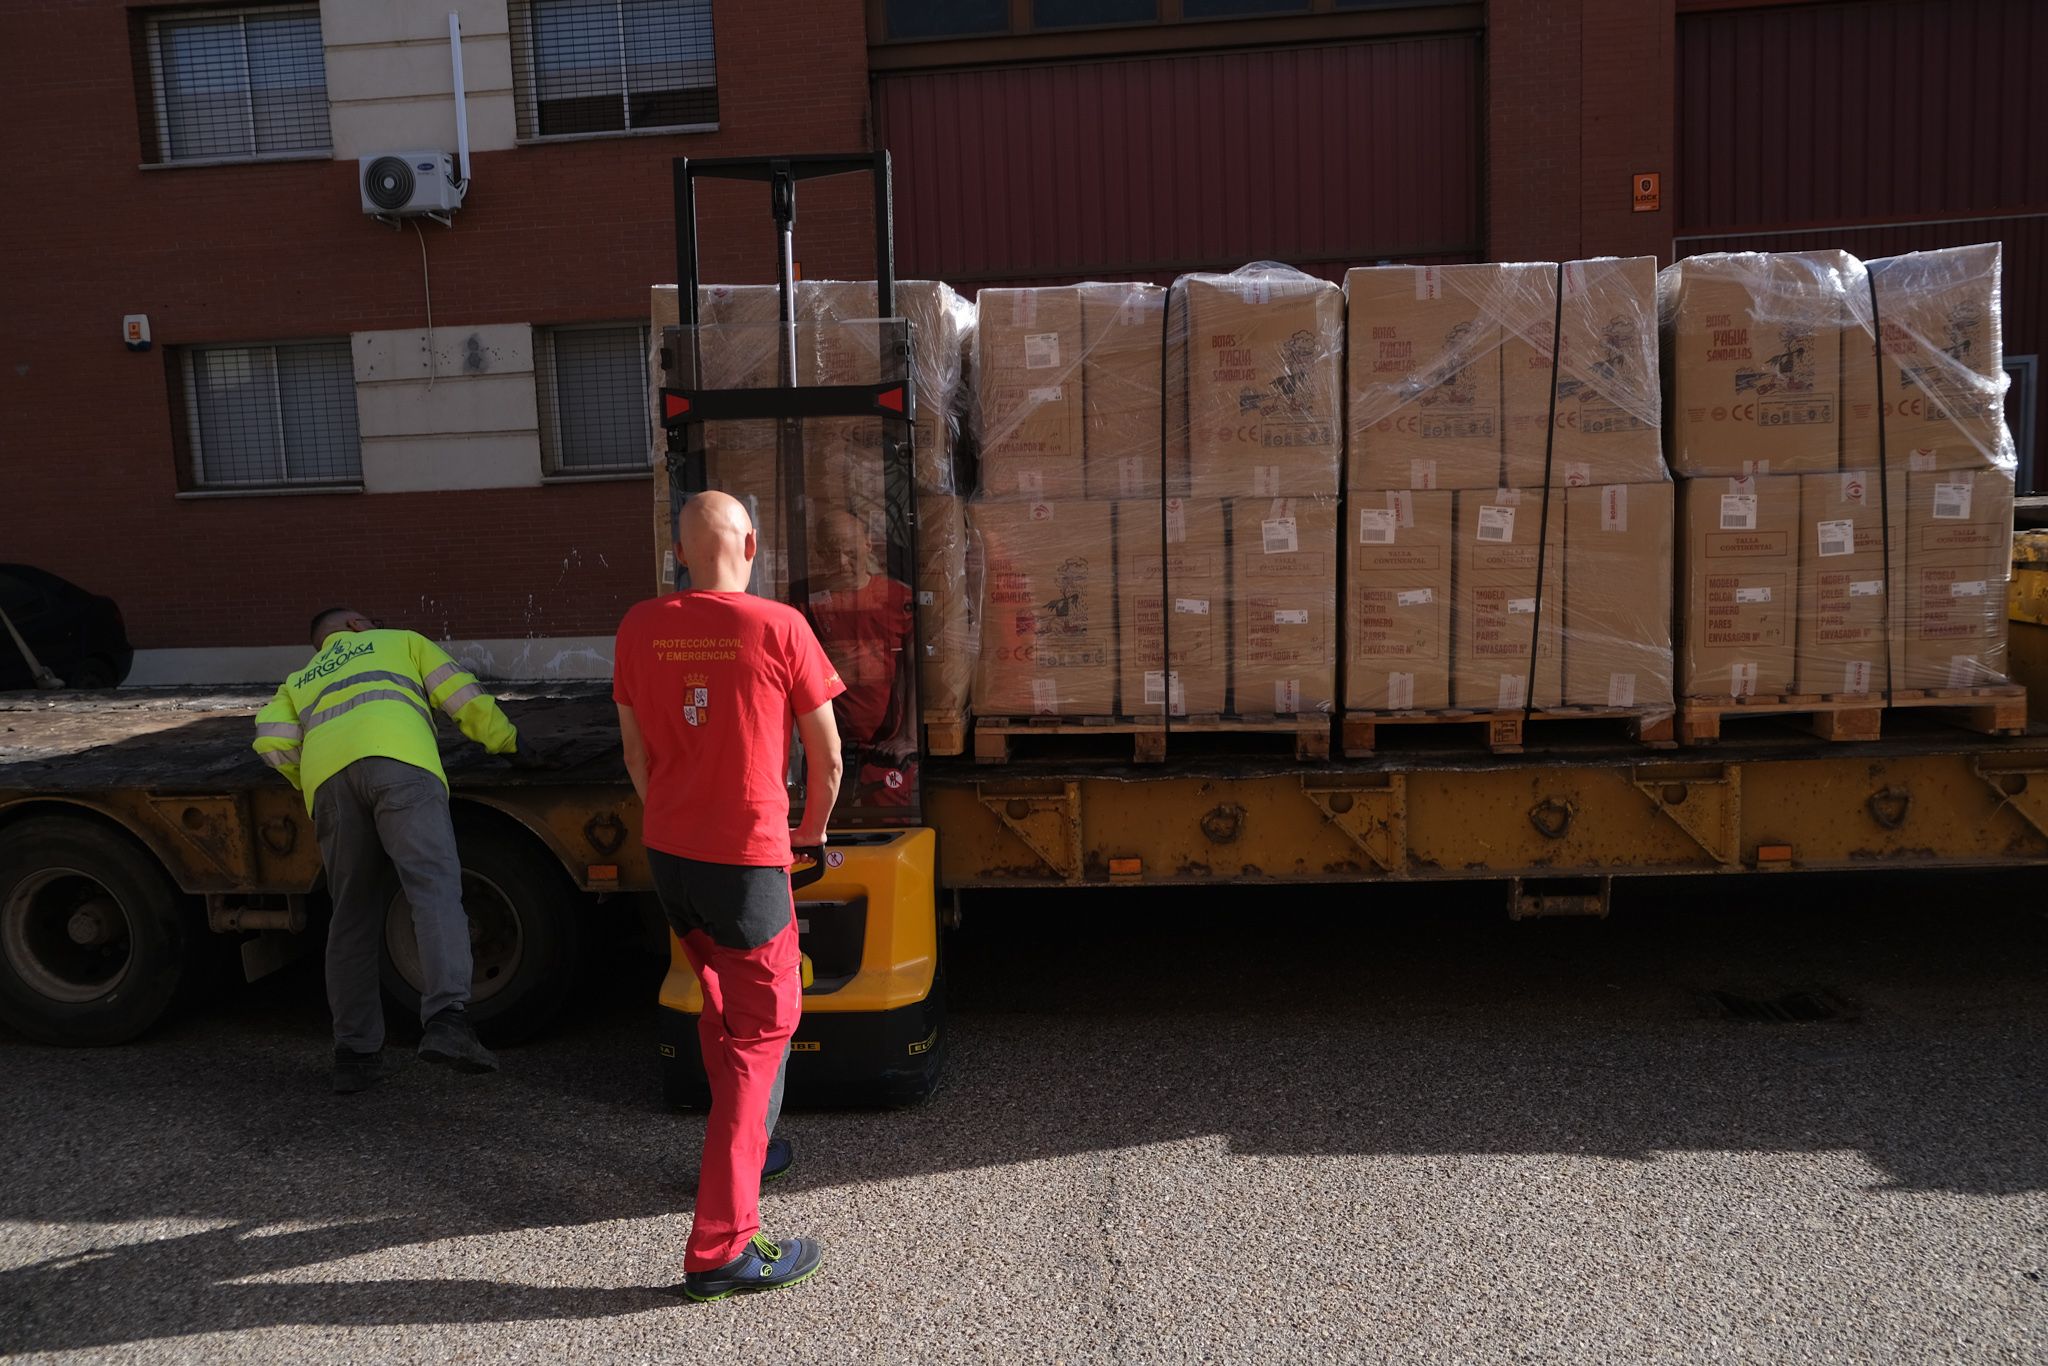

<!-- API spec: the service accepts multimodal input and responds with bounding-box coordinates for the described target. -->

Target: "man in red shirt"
[614,490,844,1302]
[795,508,917,808]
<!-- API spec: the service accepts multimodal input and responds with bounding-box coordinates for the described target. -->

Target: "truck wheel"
[378,822,583,1045]
[0,817,191,1045]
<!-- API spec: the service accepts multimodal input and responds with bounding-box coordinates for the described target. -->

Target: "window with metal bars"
[177,342,362,490]
[137,4,331,165]
[509,0,717,140]
[536,324,653,475]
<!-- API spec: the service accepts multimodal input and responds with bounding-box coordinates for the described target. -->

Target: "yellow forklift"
[653,152,943,1107]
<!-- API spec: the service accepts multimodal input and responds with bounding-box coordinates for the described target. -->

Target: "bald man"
[613,490,844,1301]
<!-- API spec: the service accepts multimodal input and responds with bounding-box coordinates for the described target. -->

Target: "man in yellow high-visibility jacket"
[253,607,523,1093]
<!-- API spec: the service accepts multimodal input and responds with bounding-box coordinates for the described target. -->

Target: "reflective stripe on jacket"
[251,629,518,811]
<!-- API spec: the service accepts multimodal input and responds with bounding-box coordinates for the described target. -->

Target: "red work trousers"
[677,915,803,1271]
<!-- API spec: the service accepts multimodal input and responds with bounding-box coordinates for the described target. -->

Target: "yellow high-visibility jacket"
[251,629,519,812]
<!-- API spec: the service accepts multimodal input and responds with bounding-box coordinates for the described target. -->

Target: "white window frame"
[179,340,362,495]
[537,322,655,481]
[512,0,720,144]
[144,3,331,168]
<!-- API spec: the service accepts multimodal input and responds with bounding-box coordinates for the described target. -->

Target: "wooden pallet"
[969,713,1331,764]
[1679,693,1882,745]
[1885,685,2028,735]
[1531,705,1678,748]
[1340,705,1676,757]
[972,716,1168,765]
[1677,685,2027,744]
[1342,709,1525,757]
[923,710,967,758]
[1174,713,1333,761]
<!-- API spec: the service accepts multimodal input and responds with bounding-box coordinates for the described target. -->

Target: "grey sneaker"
[418,1009,498,1073]
[679,1234,823,1302]
[332,1047,388,1095]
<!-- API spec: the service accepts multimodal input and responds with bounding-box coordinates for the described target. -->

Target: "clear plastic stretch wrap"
[967,266,1342,722]
[1170,265,1342,718]
[1861,244,2016,693]
[796,280,978,720]
[1660,245,2015,701]
[1343,260,1671,716]
[649,281,981,723]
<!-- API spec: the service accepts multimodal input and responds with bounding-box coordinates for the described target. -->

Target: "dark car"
[0,565,133,690]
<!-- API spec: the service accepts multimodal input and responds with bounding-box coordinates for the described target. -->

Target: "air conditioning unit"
[359,151,463,219]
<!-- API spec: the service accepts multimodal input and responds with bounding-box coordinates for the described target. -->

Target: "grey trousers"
[313,757,472,1052]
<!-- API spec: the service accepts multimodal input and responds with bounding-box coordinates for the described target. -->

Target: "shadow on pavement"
[0,870,2042,1351]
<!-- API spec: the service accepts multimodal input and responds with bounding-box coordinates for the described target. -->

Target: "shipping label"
[1719,493,1758,531]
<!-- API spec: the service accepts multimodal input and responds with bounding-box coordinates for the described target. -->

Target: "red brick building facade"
[0,0,2036,680]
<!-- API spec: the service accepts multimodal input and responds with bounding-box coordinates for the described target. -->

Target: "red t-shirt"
[804,574,915,743]
[613,591,844,868]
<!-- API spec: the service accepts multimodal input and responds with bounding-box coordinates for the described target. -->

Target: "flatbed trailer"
[4,681,2047,1060]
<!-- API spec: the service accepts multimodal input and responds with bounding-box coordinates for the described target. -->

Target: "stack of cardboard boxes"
[1344,258,1671,718]
[1660,244,2014,703]
[969,285,1117,717]
[796,280,978,726]
[649,242,2015,743]
[647,280,980,726]
[1178,270,1344,720]
[971,272,1345,722]
[1861,245,2015,692]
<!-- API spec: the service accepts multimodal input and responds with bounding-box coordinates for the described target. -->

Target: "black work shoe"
[679,1234,823,1302]
[418,1009,498,1073]
[331,1048,388,1095]
[762,1136,793,1183]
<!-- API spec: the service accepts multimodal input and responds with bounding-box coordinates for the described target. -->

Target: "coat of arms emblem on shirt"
[683,674,711,727]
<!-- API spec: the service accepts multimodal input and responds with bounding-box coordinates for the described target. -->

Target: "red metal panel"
[1676,0,2048,235]
[873,34,1482,286]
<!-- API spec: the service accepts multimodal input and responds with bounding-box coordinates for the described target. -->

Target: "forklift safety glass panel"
[659,318,923,830]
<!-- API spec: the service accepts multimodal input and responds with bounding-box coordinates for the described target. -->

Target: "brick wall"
[1488,0,1676,265]
[0,0,874,651]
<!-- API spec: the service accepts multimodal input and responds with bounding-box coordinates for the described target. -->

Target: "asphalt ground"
[1,873,2044,1364]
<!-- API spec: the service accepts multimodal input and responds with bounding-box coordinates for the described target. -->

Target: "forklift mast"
[657,152,924,830]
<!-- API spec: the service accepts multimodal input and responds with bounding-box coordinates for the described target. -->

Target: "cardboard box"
[798,279,969,494]
[650,284,787,592]
[1345,265,1511,491]
[1116,497,1227,717]
[1676,475,1801,699]
[1504,258,1666,487]
[1184,274,1344,498]
[1564,482,1674,708]
[1346,489,1456,711]
[1083,284,1171,498]
[1228,497,1339,715]
[1452,490,1563,709]
[1866,244,2009,471]
[1795,469,1889,696]
[1661,251,1851,477]
[915,493,974,716]
[976,287,1087,499]
[1899,468,2013,689]
[970,500,1115,715]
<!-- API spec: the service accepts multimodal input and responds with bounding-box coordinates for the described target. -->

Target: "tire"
[377,819,584,1045]
[0,816,192,1045]
[65,657,117,690]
